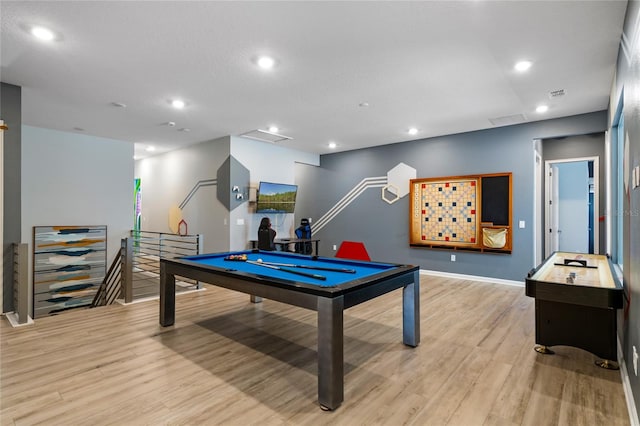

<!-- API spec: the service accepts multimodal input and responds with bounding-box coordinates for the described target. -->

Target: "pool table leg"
[402,271,420,347]
[317,295,344,411]
[250,295,262,303]
[160,262,175,327]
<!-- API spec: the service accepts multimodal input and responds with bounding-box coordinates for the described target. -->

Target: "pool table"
[159,250,420,410]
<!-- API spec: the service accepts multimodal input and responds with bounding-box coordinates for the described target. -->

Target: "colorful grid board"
[410,178,479,247]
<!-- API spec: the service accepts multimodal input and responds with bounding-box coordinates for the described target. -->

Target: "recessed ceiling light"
[515,60,532,72]
[178,128,191,132]
[145,146,156,152]
[536,105,549,113]
[171,99,185,109]
[111,102,127,108]
[328,142,337,149]
[31,26,55,41]
[257,56,276,69]
[73,127,85,132]
[408,127,419,135]
[268,126,279,133]
[359,102,370,108]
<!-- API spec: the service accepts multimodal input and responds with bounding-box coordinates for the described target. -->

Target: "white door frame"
[534,149,543,266]
[544,156,599,257]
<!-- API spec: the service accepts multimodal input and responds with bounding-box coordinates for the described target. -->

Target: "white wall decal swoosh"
[312,177,387,234]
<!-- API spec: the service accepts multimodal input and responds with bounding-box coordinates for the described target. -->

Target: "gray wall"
[21,125,134,292]
[229,135,319,251]
[1,82,21,312]
[295,111,607,282]
[135,136,232,253]
[542,133,606,254]
[611,0,640,414]
[134,135,319,253]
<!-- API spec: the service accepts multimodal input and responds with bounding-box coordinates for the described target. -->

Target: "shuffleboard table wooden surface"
[525,252,624,369]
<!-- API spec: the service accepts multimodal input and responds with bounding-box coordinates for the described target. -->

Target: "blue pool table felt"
[181,250,396,287]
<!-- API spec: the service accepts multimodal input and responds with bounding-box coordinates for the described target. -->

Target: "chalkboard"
[481,175,510,226]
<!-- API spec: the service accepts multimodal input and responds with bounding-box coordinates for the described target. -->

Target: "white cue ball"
[257,258,263,263]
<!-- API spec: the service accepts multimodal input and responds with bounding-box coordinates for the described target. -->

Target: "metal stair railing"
[91,231,203,306]
[5,243,32,326]
[91,239,125,307]
[129,230,203,301]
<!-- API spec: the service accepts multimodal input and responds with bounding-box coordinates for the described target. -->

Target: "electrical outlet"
[633,346,638,376]
[333,244,337,251]
[451,254,456,262]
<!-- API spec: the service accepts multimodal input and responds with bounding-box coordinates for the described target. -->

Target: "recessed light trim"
[514,60,532,72]
[257,56,276,69]
[171,99,185,109]
[536,105,549,113]
[31,26,55,41]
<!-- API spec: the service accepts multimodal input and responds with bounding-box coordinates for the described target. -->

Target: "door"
[556,161,589,252]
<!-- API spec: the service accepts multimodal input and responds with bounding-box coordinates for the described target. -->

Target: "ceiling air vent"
[549,89,566,99]
[489,114,526,127]
[239,129,292,143]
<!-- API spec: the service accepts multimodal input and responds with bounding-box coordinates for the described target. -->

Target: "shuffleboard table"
[525,252,624,369]
[159,250,420,410]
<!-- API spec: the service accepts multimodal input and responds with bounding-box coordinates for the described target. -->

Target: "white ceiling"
[0,1,628,159]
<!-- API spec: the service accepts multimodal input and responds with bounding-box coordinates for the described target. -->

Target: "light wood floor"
[0,275,630,425]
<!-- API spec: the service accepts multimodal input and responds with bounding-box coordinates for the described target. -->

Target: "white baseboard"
[420,269,524,287]
[3,311,34,327]
[618,338,640,426]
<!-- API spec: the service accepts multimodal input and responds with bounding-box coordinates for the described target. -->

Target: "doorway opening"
[544,156,599,257]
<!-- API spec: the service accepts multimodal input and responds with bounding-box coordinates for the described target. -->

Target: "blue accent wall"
[296,111,606,281]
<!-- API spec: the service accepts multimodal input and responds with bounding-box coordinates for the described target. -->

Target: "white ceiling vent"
[239,129,293,143]
[489,114,526,127]
[549,89,566,98]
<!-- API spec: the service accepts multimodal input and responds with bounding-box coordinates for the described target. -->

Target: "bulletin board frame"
[409,172,512,253]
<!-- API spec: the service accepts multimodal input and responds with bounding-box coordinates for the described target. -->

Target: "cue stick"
[247,260,327,281]
[257,261,356,274]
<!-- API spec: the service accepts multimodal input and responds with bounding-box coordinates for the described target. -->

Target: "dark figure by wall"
[257,217,276,251]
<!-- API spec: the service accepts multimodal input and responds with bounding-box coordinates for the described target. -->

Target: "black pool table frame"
[159,252,420,410]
